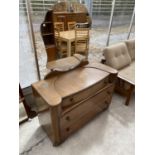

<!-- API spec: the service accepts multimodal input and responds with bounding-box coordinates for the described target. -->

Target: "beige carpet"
[19,93,135,155]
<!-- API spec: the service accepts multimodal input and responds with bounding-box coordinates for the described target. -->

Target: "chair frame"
[115,77,135,105]
[54,22,64,32]
[74,28,90,58]
[54,28,67,57]
[68,21,76,30]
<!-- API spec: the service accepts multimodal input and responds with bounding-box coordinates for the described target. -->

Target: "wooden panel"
[40,10,57,61]
[54,67,109,98]
[96,84,114,109]
[46,46,57,62]
[60,84,114,139]
[62,76,109,108]
[60,108,100,140]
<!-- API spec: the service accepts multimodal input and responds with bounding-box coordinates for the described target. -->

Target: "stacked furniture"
[103,39,135,105]
[32,55,117,146]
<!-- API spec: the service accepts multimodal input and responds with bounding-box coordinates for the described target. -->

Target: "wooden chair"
[74,28,90,58]
[54,22,64,31]
[54,28,75,58]
[54,28,67,58]
[68,21,76,30]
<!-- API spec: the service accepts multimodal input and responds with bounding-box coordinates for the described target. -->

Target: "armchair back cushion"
[125,39,135,60]
[104,42,131,70]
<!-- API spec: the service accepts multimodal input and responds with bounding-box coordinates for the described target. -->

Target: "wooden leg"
[67,40,71,57]
[125,84,134,106]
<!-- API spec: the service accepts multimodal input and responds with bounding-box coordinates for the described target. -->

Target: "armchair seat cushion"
[118,61,135,85]
[104,43,132,70]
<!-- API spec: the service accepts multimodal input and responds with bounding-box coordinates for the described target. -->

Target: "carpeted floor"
[19,93,135,155]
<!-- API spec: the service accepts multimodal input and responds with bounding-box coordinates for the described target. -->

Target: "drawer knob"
[70,98,74,102]
[104,81,108,84]
[66,116,70,121]
[66,127,70,132]
[105,101,109,105]
[107,91,111,95]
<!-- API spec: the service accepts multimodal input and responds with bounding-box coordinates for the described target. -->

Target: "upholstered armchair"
[103,40,135,105]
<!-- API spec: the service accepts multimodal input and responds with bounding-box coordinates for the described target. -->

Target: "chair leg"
[125,84,134,106]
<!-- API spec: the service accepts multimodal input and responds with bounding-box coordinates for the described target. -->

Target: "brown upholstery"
[125,39,135,60]
[104,43,131,70]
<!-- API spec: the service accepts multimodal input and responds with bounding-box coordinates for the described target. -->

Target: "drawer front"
[96,84,114,110]
[61,107,100,140]
[60,84,114,139]
[62,76,110,108]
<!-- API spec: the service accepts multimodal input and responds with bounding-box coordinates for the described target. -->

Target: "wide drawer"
[61,107,100,140]
[60,84,114,139]
[62,76,110,108]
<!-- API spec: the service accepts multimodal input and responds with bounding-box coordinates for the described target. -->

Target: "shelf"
[46,44,55,49]
[42,33,54,36]
[43,21,52,24]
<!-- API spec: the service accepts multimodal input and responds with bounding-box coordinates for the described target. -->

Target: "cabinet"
[32,62,117,146]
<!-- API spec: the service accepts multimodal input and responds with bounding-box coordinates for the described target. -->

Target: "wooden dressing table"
[32,56,117,146]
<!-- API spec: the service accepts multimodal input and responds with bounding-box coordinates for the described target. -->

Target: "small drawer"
[62,76,110,108]
[105,84,115,96]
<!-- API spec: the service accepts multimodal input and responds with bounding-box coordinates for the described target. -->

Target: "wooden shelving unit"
[40,10,57,62]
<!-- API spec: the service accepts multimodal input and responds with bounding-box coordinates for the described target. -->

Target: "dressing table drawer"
[62,76,110,108]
